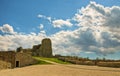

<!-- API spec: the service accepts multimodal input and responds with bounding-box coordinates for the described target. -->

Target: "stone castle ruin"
[0,51,36,69]
[32,38,52,57]
[0,38,53,69]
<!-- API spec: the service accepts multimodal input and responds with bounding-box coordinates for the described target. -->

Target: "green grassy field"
[33,56,71,64]
[33,57,51,65]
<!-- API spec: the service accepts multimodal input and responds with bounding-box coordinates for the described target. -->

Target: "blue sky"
[1,0,119,34]
[0,0,89,34]
[0,0,120,59]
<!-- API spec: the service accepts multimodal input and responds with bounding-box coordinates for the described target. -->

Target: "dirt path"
[0,63,120,76]
[0,59,120,76]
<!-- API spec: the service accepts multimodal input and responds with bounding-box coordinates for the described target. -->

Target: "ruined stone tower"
[39,38,52,57]
[32,38,53,57]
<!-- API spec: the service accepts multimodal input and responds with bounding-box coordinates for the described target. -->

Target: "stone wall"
[15,52,37,67]
[0,60,11,70]
[0,51,15,68]
[32,44,41,56]
[0,51,37,69]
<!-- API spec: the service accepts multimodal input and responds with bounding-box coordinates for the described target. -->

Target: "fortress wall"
[0,51,15,68]
[0,60,11,70]
[15,52,37,67]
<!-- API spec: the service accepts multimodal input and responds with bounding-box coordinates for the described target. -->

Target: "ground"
[0,58,120,76]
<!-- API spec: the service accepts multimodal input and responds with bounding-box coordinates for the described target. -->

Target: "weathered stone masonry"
[32,38,53,57]
[0,51,36,69]
[0,51,15,68]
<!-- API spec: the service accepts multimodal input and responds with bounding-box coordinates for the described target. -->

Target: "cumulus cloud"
[74,1,120,51]
[51,1,120,56]
[38,14,73,28]
[0,33,46,51]
[74,1,120,29]
[0,24,15,34]
[52,19,73,28]
[0,24,47,51]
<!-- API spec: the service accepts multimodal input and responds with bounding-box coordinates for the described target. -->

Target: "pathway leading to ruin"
[0,64,120,76]
[0,59,120,76]
[37,58,120,72]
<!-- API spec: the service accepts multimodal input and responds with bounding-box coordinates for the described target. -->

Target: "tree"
[17,47,22,52]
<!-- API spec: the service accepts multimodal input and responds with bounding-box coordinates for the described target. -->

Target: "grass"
[33,56,71,64]
[33,57,51,65]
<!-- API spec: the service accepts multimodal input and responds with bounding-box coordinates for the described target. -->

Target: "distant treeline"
[54,55,120,68]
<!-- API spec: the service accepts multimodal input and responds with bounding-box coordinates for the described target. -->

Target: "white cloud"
[0,24,15,34]
[47,17,52,22]
[50,1,120,56]
[38,14,73,28]
[38,14,52,22]
[74,1,120,29]
[37,14,45,18]
[0,33,46,51]
[52,19,73,28]
[39,24,44,30]
[40,30,46,35]
[0,25,47,51]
